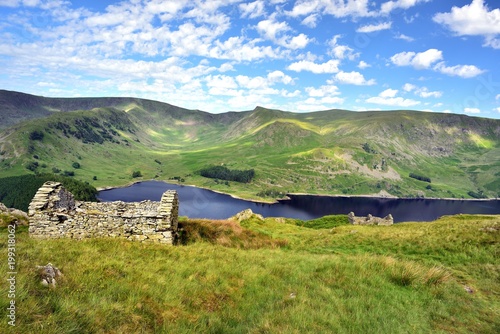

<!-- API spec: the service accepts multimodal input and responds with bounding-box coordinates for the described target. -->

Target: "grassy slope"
[0,214,498,333]
[1,98,499,200]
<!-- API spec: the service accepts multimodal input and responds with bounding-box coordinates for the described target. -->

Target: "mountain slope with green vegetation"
[1,91,499,200]
[0,213,498,333]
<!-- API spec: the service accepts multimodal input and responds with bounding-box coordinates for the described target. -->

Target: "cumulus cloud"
[305,84,341,97]
[239,0,266,19]
[380,0,430,15]
[390,49,442,69]
[287,60,340,73]
[433,0,500,48]
[464,107,481,114]
[395,33,414,42]
[334,71,376,85]
[256,15,311,49]
[380,88,398,98]
[403,83,442,98]
[366,89,421,107]
[356,22,392,33]
[358,60,371,69]
[287,0,376,18]
[328,35,359,60]
[390,49,484,78]
[433,62,485,78]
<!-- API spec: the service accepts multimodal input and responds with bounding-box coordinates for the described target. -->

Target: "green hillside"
[0,91,499,200]
[0,213,499,333]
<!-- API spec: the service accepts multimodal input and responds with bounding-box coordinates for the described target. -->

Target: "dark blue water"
[98,181,500,222]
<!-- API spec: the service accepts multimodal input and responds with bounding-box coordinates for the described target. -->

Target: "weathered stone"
[348,211,394,225]
[36,263,62,288]
[230,208,264,222]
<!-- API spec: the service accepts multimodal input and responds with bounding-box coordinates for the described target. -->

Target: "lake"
[98,180,500,223]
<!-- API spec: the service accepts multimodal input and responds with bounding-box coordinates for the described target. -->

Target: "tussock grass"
[0,215,499,333]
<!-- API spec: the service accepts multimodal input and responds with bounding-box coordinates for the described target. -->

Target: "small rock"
[464,285,474,294]
[36,263,62,288]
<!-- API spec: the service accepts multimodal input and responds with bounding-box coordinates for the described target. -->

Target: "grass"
[0,214,498,333]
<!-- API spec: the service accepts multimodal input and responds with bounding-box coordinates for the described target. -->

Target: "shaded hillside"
[0,89,244,129]
[0,91,499,199]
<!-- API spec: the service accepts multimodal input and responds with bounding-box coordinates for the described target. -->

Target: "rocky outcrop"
[28,181,179,244]
[348,212,393,226]
[0,202,29,226]
[230,208,264,222]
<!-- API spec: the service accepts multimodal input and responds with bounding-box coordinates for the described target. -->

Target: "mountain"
[0,90,499,199]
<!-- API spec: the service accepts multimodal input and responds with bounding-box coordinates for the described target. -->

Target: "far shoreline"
[96,179,499,203]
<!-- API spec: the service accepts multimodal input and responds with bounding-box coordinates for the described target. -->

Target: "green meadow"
[0,214,498,333]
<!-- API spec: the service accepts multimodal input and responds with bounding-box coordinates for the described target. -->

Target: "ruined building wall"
[28,181,179,244]
[347,212,393,226]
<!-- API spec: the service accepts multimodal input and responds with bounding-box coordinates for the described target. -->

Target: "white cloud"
[256,15,290,41]
[358,60,370,69]
[403,83,417,92]
[433,0,500,49]
[390,49,484,78]
[305,85,341,97]
[433,62,485,78]
[356,22,392,33]
[390,49,443,69]
[380,0,430,15]
[496,94,500,100]
[334,71,376,85]
[288,0,375,19]
[267,70,294,85]
[256,15,311,49]
[494,107,500,113]
[464,107,481,114]
[328,35,359,60]
[239,1,266,19]
[287,60,340,73]
[301,14,319,28]
[403,83,442,98]
[366,89,421,107]
[395,33,414,42]
[380,88,398,98]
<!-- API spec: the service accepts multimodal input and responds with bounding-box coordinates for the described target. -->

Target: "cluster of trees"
[256,189,288,198]
[0,174,98,211]
[199,165,255,183]
[409,173,431,183]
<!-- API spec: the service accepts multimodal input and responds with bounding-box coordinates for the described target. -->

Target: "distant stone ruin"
[28,181,178,244]
[347,212,393,226]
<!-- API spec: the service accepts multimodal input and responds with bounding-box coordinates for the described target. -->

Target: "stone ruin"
[28,181,179,244]
[347,211,394,226]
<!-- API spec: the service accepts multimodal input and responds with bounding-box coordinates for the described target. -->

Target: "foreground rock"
[36,263,63,287]
[230,208,264,222]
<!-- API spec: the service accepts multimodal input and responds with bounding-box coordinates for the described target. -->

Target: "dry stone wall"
[29,181,179,244]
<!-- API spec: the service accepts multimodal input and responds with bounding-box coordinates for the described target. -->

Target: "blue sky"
[0,0,499,118]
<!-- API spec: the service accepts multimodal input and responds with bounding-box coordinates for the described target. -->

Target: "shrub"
[72,162,81,169]
[29,130,44,141]
[409,173,431,183]
[132,171,142,178]
[25,161,39,171]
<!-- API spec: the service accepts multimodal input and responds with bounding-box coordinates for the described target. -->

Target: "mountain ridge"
[0,90,499,200]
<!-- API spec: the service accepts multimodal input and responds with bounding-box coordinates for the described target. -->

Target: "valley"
[1,90,499,201]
